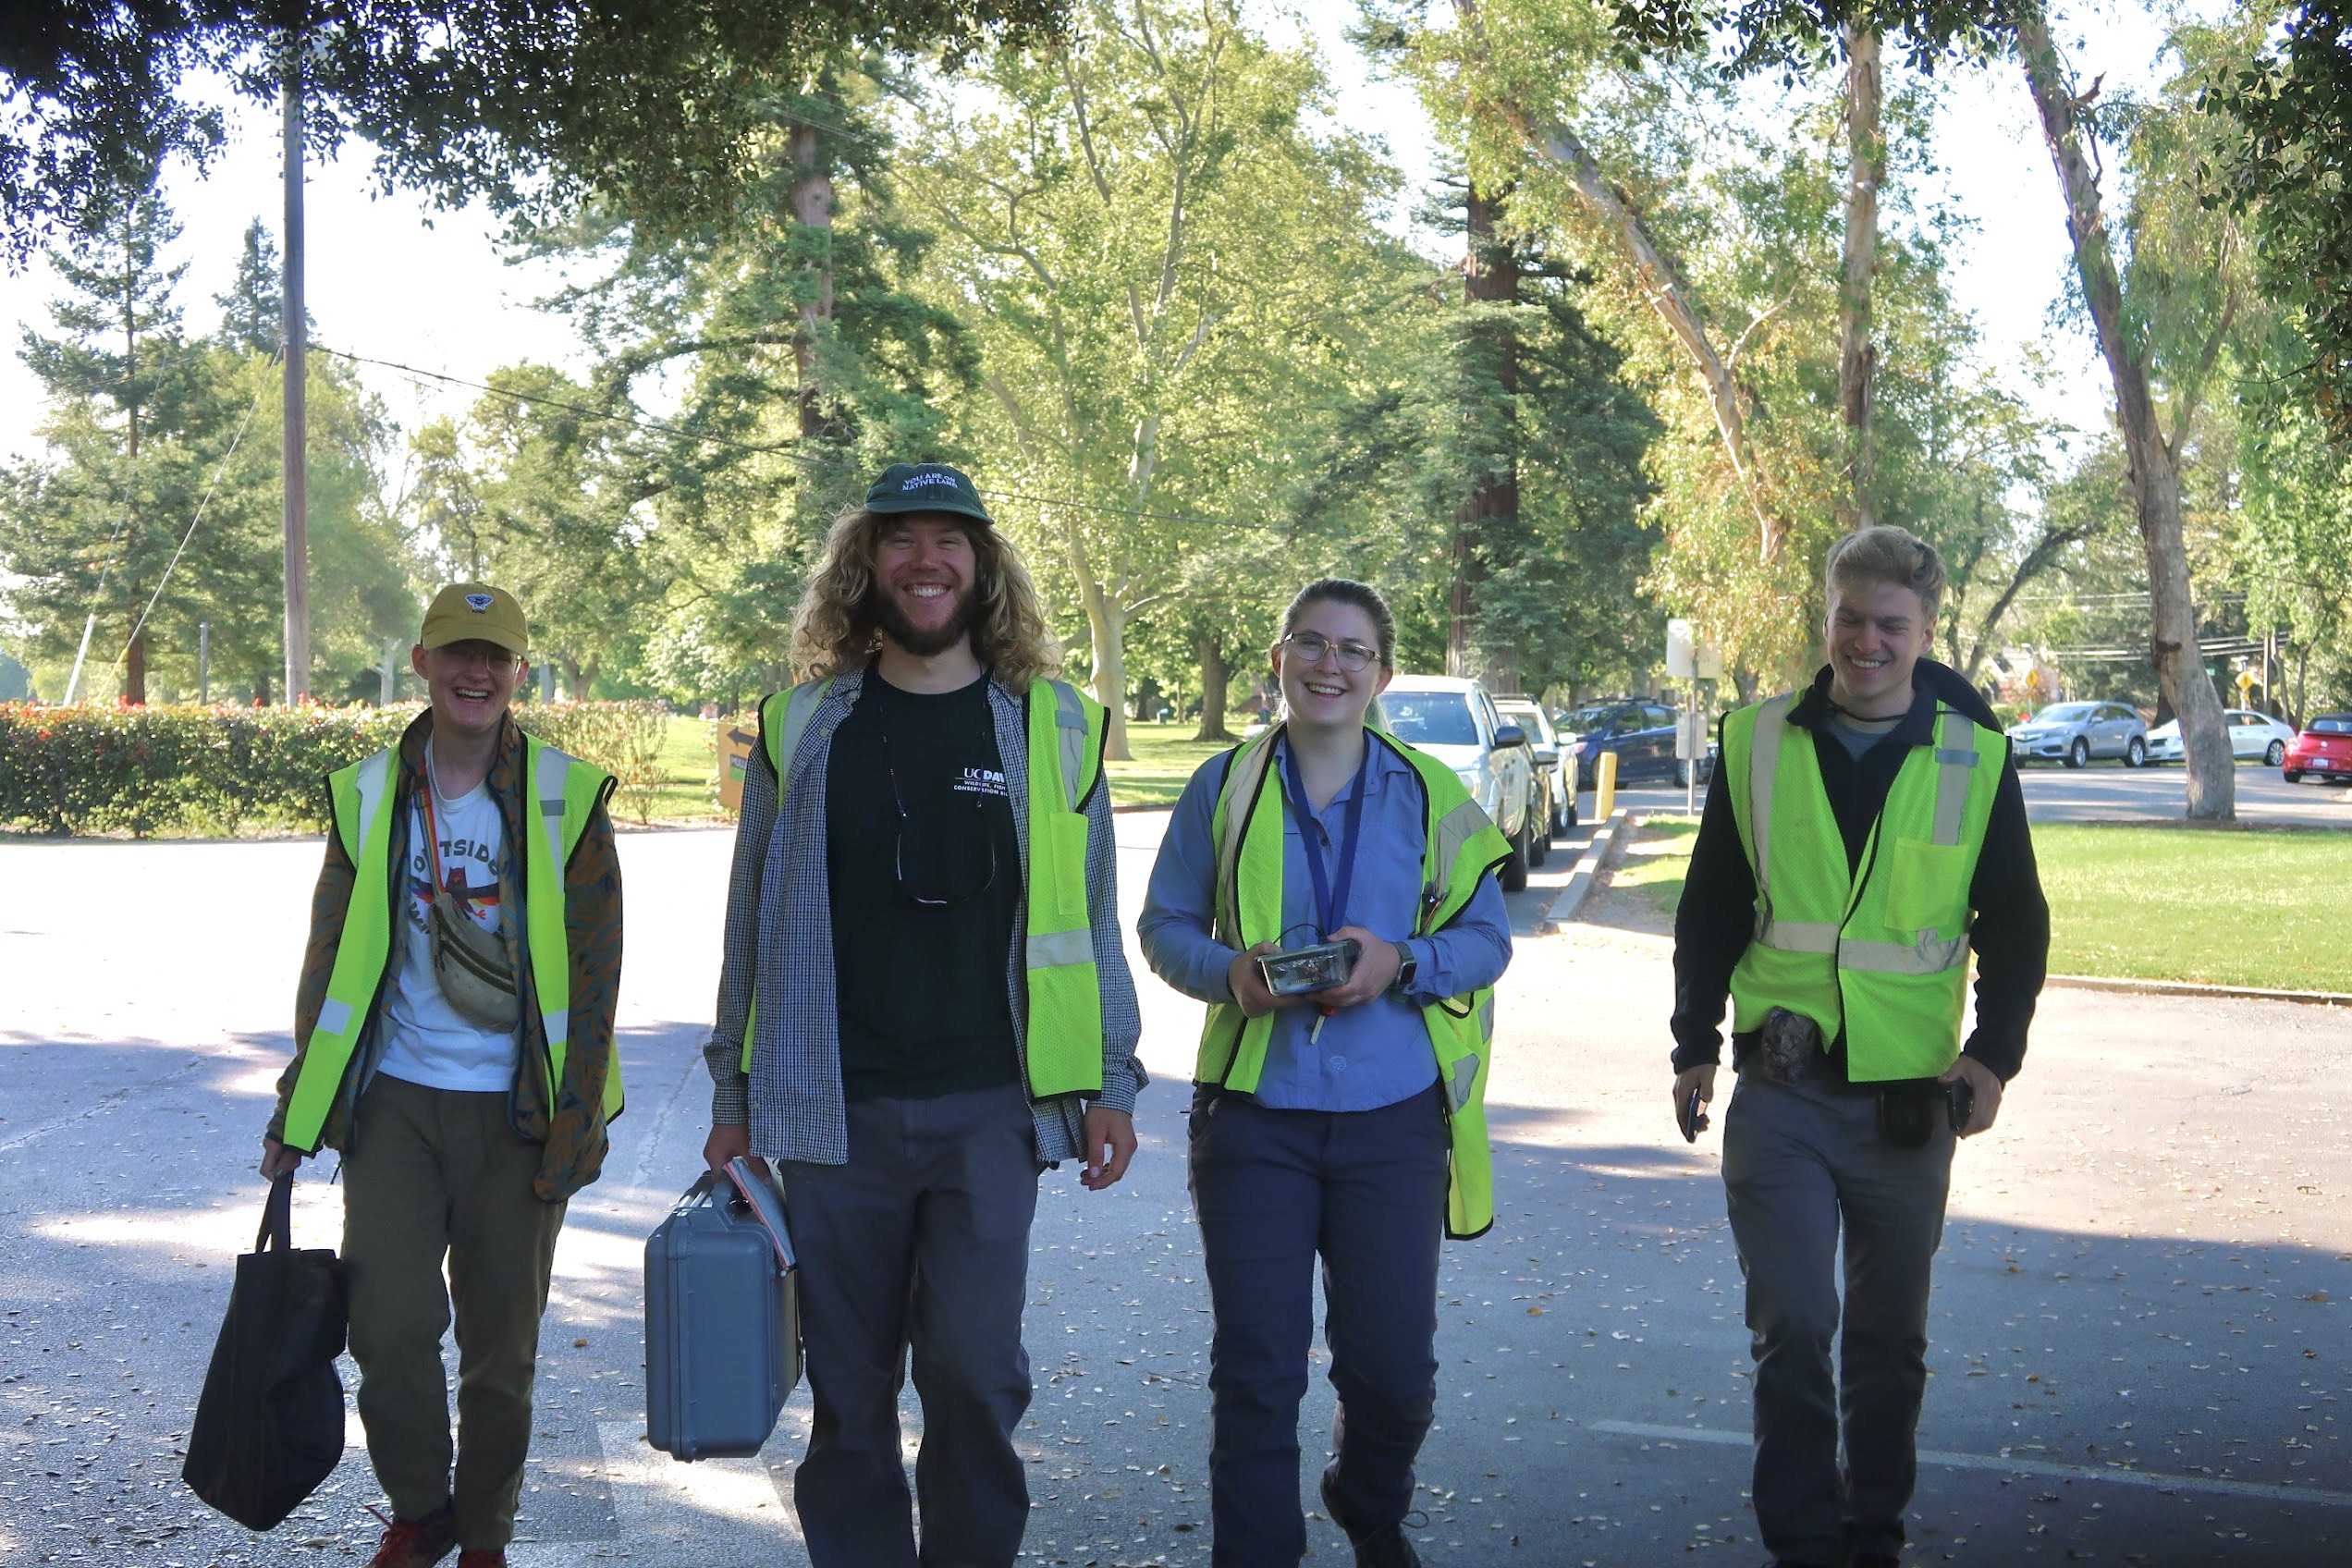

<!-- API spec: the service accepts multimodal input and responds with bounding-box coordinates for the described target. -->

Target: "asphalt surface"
[2,817,2346,1567]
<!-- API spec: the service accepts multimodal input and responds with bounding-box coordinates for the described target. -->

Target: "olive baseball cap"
[421,582,529,656]
[865,461,993,525]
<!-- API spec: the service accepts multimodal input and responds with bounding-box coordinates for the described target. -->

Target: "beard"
[868,578,981,657]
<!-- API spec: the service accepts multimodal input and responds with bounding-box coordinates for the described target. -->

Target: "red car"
[2283,713,2352,783]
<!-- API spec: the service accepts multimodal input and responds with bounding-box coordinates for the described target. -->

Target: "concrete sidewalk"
[1,827,2346,1565]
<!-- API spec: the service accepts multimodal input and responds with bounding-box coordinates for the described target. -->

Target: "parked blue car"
[1552,698,1716,789]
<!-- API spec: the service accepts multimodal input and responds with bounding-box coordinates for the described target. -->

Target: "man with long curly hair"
[702,461,1145,1568]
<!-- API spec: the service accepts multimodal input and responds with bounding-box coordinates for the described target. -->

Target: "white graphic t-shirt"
[376,754,520,1092]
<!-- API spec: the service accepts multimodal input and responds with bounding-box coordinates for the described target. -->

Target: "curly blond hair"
[789,506,1063,690]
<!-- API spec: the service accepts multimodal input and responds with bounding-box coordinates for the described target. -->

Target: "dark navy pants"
[776,1083,1041,1568]
[1187,1083,1450,1567]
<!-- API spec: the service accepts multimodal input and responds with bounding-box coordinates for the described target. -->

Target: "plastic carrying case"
[644,1170,801,1460]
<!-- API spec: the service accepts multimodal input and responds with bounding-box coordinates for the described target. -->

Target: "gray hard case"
[643,1170,801,1461]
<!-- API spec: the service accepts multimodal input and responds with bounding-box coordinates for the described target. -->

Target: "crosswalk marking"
[1589,1420,2352,1507]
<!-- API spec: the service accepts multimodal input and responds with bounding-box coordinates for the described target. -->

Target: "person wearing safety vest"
[702,462,1145,1568]
[1139,579,1513,1568]
[260,582,624,1568]
[1671,526,2049,1568]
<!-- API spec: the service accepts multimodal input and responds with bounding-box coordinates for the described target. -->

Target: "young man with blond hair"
[262,582,623,1568]
[704,461,1144,1568]
[1671,525,2049,1568]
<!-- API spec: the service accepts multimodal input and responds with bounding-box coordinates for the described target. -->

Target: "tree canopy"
[0,0,1068,266]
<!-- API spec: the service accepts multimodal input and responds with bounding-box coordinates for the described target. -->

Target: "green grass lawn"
[1606,816,1700,925]
[629,715,730,823]
[2035,824,2349,992]
[1608,817,2351,994]
[1101,720,1237,809]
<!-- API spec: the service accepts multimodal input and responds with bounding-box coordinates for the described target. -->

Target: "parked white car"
[2143,708,2298,766]
[1378,675,1537,890]
[1495,697,1577,845]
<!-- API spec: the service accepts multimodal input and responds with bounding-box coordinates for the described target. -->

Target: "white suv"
[1378,675,1538,891]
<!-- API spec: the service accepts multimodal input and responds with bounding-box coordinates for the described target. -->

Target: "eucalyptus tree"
[2200,3,2352,446]
[898,0,1404,757]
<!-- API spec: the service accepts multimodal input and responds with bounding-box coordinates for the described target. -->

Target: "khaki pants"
[341,1073,566,1550]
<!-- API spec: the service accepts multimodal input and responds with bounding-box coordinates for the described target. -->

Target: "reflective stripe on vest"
[1194,726,1513,1240]
[1724,694,2004,1081]
[281,740,616,1152]
[741,674,1108,1099]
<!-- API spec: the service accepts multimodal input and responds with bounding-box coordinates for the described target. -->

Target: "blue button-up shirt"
[1138,737,1513,1111]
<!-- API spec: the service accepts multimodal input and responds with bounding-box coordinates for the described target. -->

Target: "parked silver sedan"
[2005,701,2151,768]
[2143,708,2299,766]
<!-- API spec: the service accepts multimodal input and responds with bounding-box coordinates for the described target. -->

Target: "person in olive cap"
[262,583,625,1568]
[704,463,1145,1568]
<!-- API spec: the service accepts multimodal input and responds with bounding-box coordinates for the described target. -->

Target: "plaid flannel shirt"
[704,668,1145,1165]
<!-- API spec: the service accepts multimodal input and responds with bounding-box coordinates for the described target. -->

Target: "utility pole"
[281,43,312,704]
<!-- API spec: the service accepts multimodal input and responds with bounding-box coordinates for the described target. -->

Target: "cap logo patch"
[464,593,495,612]
[901,472,958,489]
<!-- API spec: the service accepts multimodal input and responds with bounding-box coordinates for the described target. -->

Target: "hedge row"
[0,700,670,838]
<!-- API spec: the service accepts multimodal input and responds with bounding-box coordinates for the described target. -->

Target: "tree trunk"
[2012,0,2234,820]
[1456,0,1780,558]
[790,120,836,443]
[1063,513,1132,760]
[1837,25,1882,533]
[125,629,148,705]
[1194,632,1235,742]
[1451,180,1519,680]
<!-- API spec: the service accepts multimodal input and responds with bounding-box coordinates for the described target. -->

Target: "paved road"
[1596,764,2352,828]
[2,822,2346,1566]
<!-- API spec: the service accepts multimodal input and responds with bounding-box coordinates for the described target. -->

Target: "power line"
[317,342,1273,532]
[113,359,277,674]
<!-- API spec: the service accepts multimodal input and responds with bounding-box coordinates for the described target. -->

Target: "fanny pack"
[417,782,520,1034]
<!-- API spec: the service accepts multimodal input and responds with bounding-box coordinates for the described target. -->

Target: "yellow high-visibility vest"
[1194,727,1512,1240]
[739,674,1109,1099]
[1721,695,2004,1080]
[279,737,619,1152]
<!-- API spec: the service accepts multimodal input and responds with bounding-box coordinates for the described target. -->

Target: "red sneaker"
[363,1503,456,1568]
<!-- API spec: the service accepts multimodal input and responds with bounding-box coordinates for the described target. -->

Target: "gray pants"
[775,1082,1040,1568]
[1721,1070,1954,1564]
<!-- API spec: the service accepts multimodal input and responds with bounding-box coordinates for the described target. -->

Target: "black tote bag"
[182,1172,350,1530]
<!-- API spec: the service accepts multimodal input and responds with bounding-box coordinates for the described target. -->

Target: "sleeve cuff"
[710,1077,750,1127]
[1092,1060,1144,1115]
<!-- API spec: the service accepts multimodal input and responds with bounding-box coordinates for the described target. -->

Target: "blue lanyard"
[1280,734,1370,938]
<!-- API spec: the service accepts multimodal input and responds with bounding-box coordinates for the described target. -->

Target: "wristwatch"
[1389,939,1418,994]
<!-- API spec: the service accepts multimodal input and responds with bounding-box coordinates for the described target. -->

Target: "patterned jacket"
[265,708,625,1201]
[704,667,1145,1166]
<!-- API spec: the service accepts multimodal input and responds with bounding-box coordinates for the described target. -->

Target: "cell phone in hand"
[1943,1077,1975,1134]
[1678,1084,1710,1144]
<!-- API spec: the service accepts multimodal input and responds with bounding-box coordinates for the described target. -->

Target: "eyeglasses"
[435,645,521,673]
[1280,631,1379,673]
[879,725,998,907]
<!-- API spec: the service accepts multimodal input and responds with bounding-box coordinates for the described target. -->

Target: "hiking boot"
[1320,1471,1424,1568]
[455,1551,507,1568]
[363,1502,456,1568]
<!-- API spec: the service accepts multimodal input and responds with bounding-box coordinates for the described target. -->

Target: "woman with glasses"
[1139,579,1514,1568]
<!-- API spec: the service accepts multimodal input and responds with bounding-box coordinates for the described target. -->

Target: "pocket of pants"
[1884,838,1966,932]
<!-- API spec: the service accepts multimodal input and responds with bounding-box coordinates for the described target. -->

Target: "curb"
[2043,973,2351,1008]
[1542,808,1634,927]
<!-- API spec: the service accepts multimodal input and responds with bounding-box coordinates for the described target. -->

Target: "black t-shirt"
[826,666,1023,1101]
